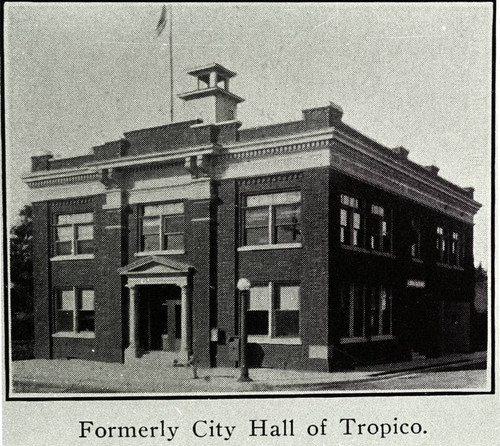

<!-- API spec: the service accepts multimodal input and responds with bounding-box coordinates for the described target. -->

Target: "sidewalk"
[10,351,486,395]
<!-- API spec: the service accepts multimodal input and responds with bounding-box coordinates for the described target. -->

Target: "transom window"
[340,194,362,246]
[55,288,95,334]
[140,203,184,252]
[54,213,94,256]
[340,284,392,340]
[247,283,300,338]
[243,191,301,246]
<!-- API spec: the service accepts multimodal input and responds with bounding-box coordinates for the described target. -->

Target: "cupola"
[178,63,244,124]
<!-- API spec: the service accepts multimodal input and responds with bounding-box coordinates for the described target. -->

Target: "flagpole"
[169,4,174,123]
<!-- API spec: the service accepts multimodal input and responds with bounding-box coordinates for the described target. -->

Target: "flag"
[156,5,167,37]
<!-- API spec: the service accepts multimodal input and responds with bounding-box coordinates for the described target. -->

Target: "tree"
[475,263,488,283]
[10,205,33,314]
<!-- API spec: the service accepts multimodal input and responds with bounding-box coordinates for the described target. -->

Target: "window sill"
[340,337,367,344]
[340,245,395,258]
[135,250,185,257]
[370,251,395,258]
[248,336,302,345]
[52,332,95,339]
[238,243,302,252]
[341,245,370,253]
[436,263,464,271]
[340,335,395,344]
[50,254,95,262]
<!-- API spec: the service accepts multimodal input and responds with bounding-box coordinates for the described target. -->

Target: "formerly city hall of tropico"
[24,64,481,371]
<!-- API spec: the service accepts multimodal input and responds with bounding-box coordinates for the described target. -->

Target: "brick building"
[23,64,481,371]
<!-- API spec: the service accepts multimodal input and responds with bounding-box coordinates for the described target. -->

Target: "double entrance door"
[138,285,181,352]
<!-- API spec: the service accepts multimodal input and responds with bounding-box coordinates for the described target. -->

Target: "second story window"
[450,231,463,266]
[436,226,448,264]
[243,191,301,247]
[54,213,94,256]
[340,194,362,247]
[140,203,185,253]
[370,205,391,253]
[410,219,421,260]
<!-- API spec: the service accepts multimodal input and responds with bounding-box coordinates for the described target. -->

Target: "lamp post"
[237,278,252,382]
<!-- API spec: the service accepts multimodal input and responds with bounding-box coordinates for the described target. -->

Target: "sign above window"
[407,279,425,288]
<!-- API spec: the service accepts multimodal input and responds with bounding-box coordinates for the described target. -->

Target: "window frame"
[410,218,422,260]
[436,227,463,267]
[52,212,94,259]
[247,282,301,344]
[53,287,95,338]
[369,204,392,253]
[340,194,363,248]
[139,202,185,254]
[340,283,393,343]
[240,191,302,249]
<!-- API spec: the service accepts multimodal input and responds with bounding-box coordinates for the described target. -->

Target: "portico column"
[180,284,192,361]
[125,284,139,361]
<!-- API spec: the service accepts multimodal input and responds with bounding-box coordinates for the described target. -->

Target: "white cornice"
[225,128,335,153]
[22,167,94,182]
[86,144,216,170]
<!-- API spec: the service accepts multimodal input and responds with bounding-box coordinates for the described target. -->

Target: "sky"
[5,3,492,267]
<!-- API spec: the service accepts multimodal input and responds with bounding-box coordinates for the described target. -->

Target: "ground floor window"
[247,283,300,338]
[54,288,95,334]
[340,284,392,341]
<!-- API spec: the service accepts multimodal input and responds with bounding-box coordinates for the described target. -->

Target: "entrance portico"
[118,256,194,364]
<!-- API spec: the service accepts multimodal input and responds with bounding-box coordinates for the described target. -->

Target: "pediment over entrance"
[118,256,194,276]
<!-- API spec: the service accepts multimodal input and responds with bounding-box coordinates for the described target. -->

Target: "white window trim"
[248,335,302,345]
[237,242,302,252]
[50,254,95,262]
[135,250,185,257]
[52,331,95,339]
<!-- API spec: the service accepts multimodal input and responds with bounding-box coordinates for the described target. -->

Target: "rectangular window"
[243,192,301,246]
[54,213,94,256]
[140,203,184,252]
[340,194,363,247]
[247,286,270,335]
[55,288,95,334]
[340,284,392,340]
[274,285,300,337]
[370,205,391,252]
[247,282,300,339]
[436,226,449,264]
